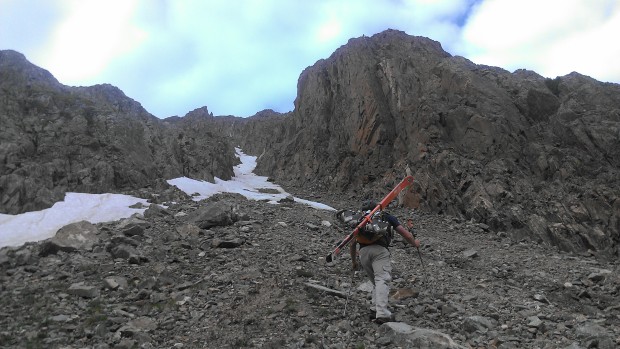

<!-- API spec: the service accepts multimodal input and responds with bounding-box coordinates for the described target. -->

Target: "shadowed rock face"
[0,50,236,214]
[243,30,620,258]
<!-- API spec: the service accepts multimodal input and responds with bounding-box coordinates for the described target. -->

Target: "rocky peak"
[183,106,214,120]
[0,50,60,87]
[0,51,237,214]
[251,109,282,118]
[247,30,620,258]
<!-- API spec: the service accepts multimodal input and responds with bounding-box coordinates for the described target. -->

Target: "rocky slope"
[4,29,617,258]
[241,30,619,259]
[0,50,237,215]
[1,192,618,348]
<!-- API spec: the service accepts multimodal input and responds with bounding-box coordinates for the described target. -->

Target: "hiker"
[350,200,420,324]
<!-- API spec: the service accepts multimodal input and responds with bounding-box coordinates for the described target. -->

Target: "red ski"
[326,175,414,263]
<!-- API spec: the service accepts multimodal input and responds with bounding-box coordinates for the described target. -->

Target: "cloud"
[39,0,147,82]
[460,0,620,81]
[1,0,618,118]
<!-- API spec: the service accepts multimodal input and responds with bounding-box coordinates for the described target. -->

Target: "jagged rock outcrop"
[247,30,620,258]
[203,109,294,158]
[0,50,236,214]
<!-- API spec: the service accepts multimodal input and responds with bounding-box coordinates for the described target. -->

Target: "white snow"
[0,148,334,249]
[0,193,150,248]
[167,148,335,211]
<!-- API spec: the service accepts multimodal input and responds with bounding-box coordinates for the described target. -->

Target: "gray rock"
[278,195,295,204]
[305,223,319,231]
[103,276,128,290]
[211,238,244,248]
[357,280,374,293]
[527,316,543,328]
[14,248,34,265]
[462,249,478,258]
[463,316,498,333]
[575,323,610,339]
[126,316,157,332]
[176,223,201,238]
[0,249,9,266]
[187,204,238,229]
[67,283,100,298]
[587,269,611,283]
[378,322,466,348]
[117,216,150,237]
[143,204,171,218]
[39,221,99,256]
[109,244,140,263]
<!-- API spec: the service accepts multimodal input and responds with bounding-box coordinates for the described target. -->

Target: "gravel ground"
[1,191,618,348]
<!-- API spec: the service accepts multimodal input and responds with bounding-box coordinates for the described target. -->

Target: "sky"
[0,149,334,249]
[1,0,619,118]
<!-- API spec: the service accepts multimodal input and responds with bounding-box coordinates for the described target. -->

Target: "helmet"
[361,200,377,211]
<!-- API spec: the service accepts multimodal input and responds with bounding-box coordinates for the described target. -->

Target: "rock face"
[206,109,294,157]
[0,50,237,214]
[244,30,619,258]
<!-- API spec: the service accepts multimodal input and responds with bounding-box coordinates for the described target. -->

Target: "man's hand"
[413,239,421,248]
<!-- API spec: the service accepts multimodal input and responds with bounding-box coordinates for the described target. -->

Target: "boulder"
[378,322,466,348]
[187,204,238,229]
[39,221,99,256]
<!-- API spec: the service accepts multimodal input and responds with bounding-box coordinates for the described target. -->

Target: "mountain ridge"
[1,29,618,258]
[0,51,237,214]
[243,30,620,259]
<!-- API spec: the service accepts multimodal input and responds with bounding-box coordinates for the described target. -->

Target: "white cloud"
[460,0,620,81]
[39,0,147,83]
[1,0,619,117]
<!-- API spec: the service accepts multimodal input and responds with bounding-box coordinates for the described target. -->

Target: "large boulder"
[378,322,466,348]
[39,221,99,256]
[186,203,239,229]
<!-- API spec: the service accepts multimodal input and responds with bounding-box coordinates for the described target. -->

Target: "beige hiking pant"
[359,244,392,318]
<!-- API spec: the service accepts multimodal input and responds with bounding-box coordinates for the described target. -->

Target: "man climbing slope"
[350,200,421,324]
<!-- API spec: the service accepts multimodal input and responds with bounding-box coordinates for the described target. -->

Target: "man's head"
[361,200,377,211]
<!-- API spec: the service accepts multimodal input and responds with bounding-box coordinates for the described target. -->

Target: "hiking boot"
[373,315,395,324]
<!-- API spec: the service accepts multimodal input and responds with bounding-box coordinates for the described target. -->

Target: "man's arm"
[350,239,359,270]
[395,225,420,248]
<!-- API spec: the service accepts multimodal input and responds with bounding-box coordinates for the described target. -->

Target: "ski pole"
[407,218,428,286]
[343,268,354,316]
[416,246,428,286]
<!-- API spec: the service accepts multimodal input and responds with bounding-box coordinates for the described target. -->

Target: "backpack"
[336,209,394,245]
